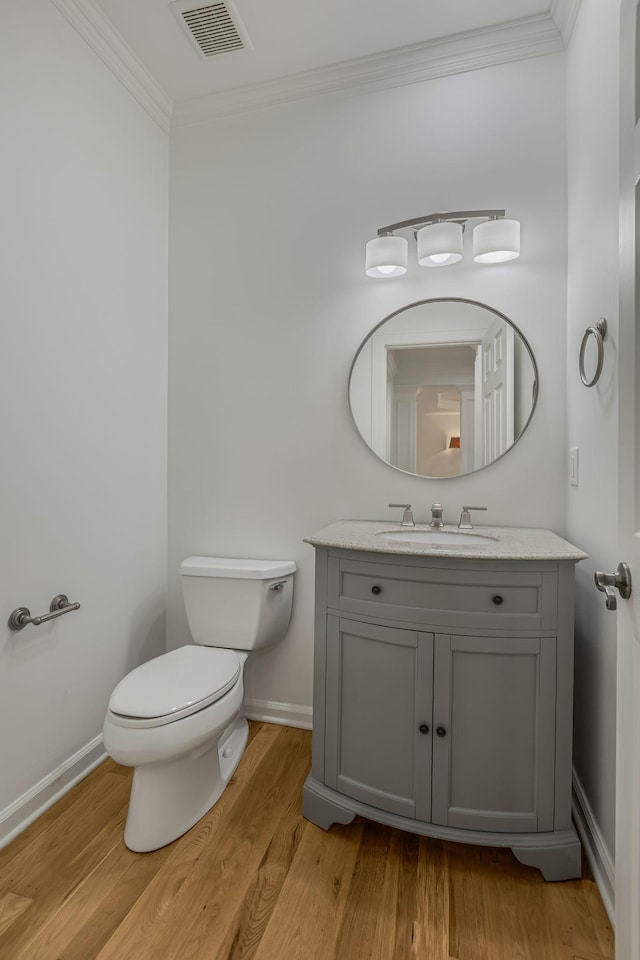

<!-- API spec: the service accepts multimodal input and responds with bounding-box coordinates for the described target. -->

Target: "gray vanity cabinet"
[304,545,582,881]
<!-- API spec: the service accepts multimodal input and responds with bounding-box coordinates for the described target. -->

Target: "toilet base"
[123,716,249,852]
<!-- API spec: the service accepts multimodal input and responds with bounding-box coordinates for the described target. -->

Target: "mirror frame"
[348,297,539,479]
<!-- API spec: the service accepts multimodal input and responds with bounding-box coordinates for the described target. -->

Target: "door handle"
[594,562,632,611]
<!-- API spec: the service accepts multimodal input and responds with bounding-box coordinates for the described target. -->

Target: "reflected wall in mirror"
[349,298,538,479]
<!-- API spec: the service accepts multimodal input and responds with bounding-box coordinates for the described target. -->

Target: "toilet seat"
[108,646,241,729]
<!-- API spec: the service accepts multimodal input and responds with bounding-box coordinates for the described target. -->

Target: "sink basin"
[378,530,496,545]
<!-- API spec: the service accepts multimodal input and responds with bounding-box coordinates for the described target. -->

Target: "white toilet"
[103,555,296,852]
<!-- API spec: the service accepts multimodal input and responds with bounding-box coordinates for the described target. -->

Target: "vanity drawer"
[327,558,557,631]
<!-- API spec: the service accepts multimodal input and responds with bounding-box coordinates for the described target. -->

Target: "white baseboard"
[245,699,312,731]
[572,768,615,927]
[0,735,107,851]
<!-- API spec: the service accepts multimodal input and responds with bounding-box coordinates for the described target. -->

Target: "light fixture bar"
[376,209,506,237]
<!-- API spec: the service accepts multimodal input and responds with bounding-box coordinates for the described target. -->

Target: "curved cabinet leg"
[511,838,582,881]
[303,778,356,831]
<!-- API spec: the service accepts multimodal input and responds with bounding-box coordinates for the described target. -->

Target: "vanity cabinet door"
[431,634,557,833]
[324,616,433,821]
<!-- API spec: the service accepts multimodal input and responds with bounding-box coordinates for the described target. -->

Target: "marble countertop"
[304,520,588,562]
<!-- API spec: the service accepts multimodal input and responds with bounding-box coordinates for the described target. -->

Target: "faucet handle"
[430,502,444,529]
[389,503,415,527]
[458,505,487,529]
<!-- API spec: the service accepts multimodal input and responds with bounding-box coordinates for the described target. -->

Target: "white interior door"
[389,386,418,472]
[615,1,640,955]
[479,319,515,465]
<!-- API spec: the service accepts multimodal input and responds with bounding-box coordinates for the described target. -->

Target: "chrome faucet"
[430,502,444,528]
[458,505,488,529]
[389,503,415,527]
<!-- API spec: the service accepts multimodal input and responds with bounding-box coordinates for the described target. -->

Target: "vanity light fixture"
[365,209,520,278]
[473,217,520,263]
[365,234,408,277]
[417,221,463,267]
[449,436,461,449]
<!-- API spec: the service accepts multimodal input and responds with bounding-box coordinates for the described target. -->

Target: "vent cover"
[170,0,253,59]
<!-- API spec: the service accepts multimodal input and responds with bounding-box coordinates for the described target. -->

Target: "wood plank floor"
[0,722,614,960]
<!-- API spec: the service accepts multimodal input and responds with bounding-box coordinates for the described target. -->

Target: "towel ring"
[579,317,607,387]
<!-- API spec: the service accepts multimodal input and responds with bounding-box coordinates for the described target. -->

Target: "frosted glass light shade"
[417,221,463,266]
[365,235,408,277]
[473,218,520,263]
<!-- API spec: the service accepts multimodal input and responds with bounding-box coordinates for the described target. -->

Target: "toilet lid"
[108,646,241,727]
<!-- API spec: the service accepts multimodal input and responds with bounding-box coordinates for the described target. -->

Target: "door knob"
[594,562,632,611]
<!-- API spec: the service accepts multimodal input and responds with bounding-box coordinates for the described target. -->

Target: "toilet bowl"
[103,556,295,852]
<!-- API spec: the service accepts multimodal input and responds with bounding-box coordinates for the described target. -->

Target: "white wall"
[565,0,621,877]
[0,0,168,832]
[169,53,568,717]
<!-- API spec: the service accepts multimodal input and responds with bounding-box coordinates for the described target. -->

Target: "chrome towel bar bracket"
[8,594,81,631]
[579,317,607,387]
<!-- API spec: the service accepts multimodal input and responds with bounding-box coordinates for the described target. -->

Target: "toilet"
[103,555,296,852]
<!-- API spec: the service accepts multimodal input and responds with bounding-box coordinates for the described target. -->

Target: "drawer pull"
[436,726,447,737]
[492,594,504,605]
[419,723,430,735]
[371,585,382,595]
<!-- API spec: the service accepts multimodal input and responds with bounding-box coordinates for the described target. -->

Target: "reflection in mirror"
[349,299,538,479]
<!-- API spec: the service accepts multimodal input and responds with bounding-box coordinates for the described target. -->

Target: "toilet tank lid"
[180,556,296,579]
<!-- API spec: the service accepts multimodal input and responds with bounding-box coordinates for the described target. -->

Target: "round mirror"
[349,298,538,479]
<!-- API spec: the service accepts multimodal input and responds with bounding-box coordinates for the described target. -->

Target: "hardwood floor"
[0,722,614,960]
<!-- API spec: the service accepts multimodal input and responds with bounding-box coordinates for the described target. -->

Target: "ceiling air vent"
[170,0,253,59]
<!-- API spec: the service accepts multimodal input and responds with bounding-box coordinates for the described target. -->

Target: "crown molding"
[550,0,583,45]
[49,0,172,134]
[172,15,563,128]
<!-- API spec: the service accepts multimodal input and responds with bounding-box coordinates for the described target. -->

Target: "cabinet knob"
[418,723,430,734]
[492,594,504,605]
[371,585,382,595]
[436,726,447,737]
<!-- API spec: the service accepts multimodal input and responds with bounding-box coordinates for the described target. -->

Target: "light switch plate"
[569,447,579,486]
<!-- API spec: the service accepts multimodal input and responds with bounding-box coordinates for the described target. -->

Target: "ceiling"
[93,0,557,104]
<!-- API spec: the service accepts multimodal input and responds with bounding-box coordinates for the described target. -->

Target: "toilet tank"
[180,556,296,650]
